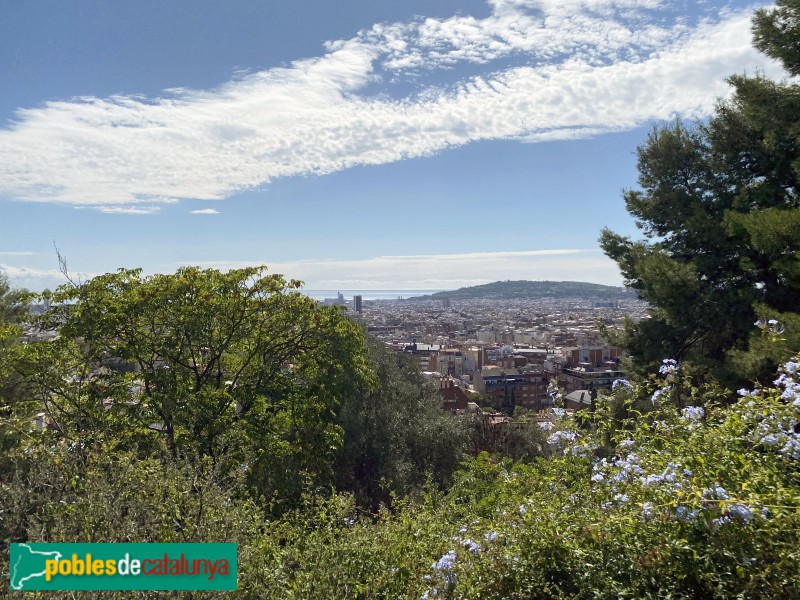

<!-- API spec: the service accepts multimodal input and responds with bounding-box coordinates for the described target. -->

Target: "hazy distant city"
[316,285,648,416]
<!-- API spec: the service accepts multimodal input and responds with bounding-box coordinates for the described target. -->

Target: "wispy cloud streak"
[0,1,780,210]
[177,248,622,289]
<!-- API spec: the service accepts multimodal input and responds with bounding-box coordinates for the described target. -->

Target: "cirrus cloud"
[0,1,781,211]
[176,248,622,289]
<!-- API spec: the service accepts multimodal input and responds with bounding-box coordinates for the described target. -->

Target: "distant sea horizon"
[300,289,448,301]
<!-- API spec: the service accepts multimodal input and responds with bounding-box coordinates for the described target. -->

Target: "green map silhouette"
[10,544,62,590]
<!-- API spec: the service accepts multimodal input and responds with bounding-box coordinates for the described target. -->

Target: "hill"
[410,280,635,301]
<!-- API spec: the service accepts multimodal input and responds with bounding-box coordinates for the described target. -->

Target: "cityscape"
[325,287,647,419]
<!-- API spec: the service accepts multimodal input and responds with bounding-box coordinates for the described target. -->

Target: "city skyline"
[0,0,785,291]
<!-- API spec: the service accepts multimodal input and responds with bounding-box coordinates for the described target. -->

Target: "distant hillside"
[410,280,636,301]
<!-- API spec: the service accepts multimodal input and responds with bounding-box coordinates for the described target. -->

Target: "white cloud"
[94,206,162,215]
[0,2,781,209]
[190,208,220,215]
[1,263,101,291]
[177,248,623,288]
[4,248,622,291]
[0,251,36,256]
[0,265,64,279]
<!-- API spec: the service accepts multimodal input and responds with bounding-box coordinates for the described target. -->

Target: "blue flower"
[760,433,781,446]
[681,406,705,422]
[641,473,663,487]
[712,516,732,528]
[675,505,701,522]
[702,484,729,500]
[642,502,656,520]
[727,503,754,524]
[660,358,678,370]
[659,359,679,380]
[612,379,632,390]
[462,539,481,555]
[432,550,457,572]
[651,389,664,405]
[547,430,578,447]
[784,360,800,375]
[781,436,800,459]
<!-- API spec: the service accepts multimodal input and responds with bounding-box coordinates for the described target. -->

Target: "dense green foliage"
[600,0,800,387]
[237,365,800,599]
[412,280,634,302]
[5,266,376,513]
[334,339,467,508]
[0,270,28,326]
[0,267,475,596]
[0,267,466,519]
[2,358,799,598]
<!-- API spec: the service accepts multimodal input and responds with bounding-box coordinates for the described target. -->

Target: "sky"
[0,0,785,292]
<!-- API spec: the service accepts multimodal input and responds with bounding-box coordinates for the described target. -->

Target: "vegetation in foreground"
[2,352,799,598]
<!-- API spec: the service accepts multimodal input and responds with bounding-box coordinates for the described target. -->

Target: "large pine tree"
[600,0,800,388]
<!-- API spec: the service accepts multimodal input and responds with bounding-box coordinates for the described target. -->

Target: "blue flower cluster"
[674,505,701,522]
[640,463,683,489]
[589,450,765,527]
[755,416,800,459]
[462,538,481,555]
[774,358,800,406]
[755,318,785,334]
[612,378,632,390]
[702,484,729,500]
[547,430,579,450]
[681,406,704,422]
[571,441,598,458]
[659,358,679,380]
[709,501,766,529]
[432,550,456,572]
[680,406,705,430]
[651,387,667,406]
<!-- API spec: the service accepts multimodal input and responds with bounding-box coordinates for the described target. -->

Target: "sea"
[300,289,447,301]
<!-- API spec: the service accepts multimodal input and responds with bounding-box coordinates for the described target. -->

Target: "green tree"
[334,339,466,508]
[0,271,28,326]
[600,1,800,387]
[0,272,31,477]
[8,266,374,511]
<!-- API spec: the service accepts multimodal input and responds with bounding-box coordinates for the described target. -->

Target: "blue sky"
[0,0,783,291]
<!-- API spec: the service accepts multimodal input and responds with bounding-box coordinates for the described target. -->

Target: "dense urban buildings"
[338,291,648,416]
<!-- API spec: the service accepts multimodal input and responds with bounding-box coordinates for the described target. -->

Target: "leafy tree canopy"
[0,271,28,326]
[7,266,375,511]
[600,0,800,387]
